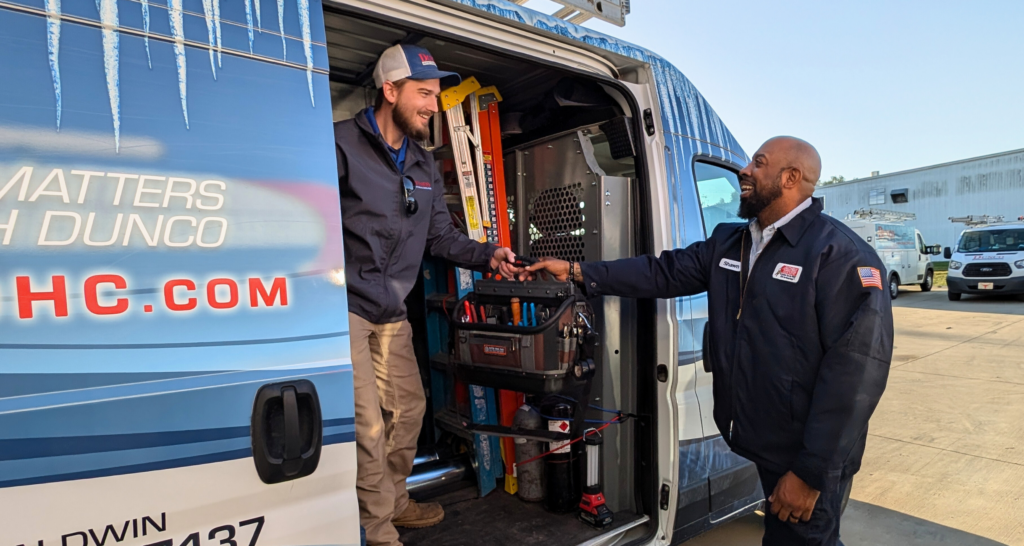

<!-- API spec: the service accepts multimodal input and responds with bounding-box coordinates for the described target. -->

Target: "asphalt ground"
[686,285,1024,545]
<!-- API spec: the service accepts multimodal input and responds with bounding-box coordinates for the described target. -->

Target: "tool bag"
[450,279,598,395]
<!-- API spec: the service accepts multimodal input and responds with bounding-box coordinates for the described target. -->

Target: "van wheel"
[948,291,962,301]
[888,275,899,300]
[920,270,933,292]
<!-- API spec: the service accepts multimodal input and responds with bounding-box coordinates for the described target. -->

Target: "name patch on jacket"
[414,180,432,190]
[719,258,742,272]
[772,263,803,283]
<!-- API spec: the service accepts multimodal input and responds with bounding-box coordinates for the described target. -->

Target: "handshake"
[490,248,576,283]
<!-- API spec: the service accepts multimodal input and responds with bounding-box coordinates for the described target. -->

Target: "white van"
[842,220,942,299]
[2,1,765,545]
[944,223,1024,301]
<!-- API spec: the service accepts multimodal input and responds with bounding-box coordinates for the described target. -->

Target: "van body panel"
[1,0,358,543]
[842,220,934,287]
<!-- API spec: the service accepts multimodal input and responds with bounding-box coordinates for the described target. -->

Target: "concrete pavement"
[687,287,1024,545]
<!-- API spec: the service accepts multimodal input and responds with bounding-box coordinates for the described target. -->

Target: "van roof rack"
[847,208,917,222]
[511,0,631,27]
[950,215,1007,227]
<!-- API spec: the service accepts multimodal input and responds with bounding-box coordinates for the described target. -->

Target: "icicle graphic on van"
[201,0,218,79]
[168,0,189,128]
[99,0,120,152]
[255,0,262,32]
[298,0,313,106]
[277,0,286,59]
[44,0,61,130]
[214,0,222,67]
[244,0,255,53]
[141,0,151,68]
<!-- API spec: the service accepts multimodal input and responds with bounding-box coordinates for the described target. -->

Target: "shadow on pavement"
[684,500,1007,545]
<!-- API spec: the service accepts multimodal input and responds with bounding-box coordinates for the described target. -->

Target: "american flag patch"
[858,267,883,289]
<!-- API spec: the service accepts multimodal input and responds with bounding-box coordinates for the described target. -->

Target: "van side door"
[0,1,358,542]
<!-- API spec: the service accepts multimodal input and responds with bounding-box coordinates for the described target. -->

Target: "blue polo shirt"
[365,107,409,173]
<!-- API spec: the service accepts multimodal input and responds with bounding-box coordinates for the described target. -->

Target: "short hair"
[374,79,409,110]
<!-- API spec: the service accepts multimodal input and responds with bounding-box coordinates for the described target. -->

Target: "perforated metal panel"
[528,182,586,262]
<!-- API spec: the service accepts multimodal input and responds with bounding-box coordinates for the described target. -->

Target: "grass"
[931,260,948,287]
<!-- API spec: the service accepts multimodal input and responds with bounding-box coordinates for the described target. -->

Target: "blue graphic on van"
[0,0,346,488]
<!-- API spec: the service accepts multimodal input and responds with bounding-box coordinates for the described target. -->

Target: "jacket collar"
[775,197,824,247]
[354,107,425,172]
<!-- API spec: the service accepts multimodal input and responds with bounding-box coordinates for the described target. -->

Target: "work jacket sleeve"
[791,249,893,493]
[425,166,497,270]
[579,239,713,299]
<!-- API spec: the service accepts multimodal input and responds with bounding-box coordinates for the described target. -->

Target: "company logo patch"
[414,180,432,190]
[719,258,742,272]
[418,53,437,67]
[483,344,507,356]
[772,263,803,283]
[858,267,883,289]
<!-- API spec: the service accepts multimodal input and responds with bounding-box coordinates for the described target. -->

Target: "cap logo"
[418,53,437,67]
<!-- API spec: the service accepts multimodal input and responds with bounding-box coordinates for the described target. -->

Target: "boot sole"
[393,514,445,529]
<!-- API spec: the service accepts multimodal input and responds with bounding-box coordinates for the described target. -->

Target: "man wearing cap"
[335,45,518,545]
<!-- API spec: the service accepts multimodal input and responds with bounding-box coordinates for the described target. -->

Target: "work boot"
[392,500,444,528]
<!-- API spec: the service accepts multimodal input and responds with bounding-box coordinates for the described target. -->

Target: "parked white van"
[842,218,942,299]
[944,223,1024,301]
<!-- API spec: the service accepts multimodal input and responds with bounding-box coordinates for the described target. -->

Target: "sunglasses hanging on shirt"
[402,176,419,215]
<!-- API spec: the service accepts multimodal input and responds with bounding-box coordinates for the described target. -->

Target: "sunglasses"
[402,176,419,216]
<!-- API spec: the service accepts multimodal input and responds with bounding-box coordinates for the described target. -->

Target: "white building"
[815,148,1024,250]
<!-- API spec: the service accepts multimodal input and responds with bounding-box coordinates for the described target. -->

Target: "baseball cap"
[372,44,461,89]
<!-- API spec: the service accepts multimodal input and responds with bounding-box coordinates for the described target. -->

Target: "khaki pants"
[350,313,426,546]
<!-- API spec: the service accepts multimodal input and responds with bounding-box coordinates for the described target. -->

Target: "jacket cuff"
[476,244,498,272]
[790,453,839,494]
[578,262,604,297]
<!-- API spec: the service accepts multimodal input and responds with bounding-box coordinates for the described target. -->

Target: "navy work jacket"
[580,198,893,493]
[335,108,496,324]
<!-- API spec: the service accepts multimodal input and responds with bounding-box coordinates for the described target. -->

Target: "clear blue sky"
[526,0,1024,181]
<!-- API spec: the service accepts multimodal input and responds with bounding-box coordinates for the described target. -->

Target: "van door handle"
[251,380,323,484]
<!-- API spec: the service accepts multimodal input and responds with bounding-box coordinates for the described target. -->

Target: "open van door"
[1,1,358,543]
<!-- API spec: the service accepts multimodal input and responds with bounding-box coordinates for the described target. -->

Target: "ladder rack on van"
[950,215,1006,227]
[511,0,631,27]
[848,208,917,222]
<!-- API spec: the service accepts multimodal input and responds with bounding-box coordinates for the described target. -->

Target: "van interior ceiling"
[325,8,654,545]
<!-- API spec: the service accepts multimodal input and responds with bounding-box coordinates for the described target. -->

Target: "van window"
[694,162,742,236]
[958,228,1024,252]
[917,233,927,254]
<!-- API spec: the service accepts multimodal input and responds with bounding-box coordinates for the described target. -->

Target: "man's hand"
[490,247,521,279]
[769,471,820,524]
[518,258,571,282]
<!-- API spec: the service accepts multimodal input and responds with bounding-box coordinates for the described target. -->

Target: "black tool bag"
[450,279,598,395]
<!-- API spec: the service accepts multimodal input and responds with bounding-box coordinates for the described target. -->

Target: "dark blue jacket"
[335,109,496,324]
[580,198,892,493]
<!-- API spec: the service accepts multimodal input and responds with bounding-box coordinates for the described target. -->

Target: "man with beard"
[522,137,892,546]
[334,44,518,546]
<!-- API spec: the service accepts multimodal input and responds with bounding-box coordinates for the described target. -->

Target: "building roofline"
[820,147,1024,189]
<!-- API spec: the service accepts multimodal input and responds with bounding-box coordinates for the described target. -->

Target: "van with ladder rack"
[1,0,764,544]
[944,216,1024,301]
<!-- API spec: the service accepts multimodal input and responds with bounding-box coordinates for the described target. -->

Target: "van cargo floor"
[400,486,642,546]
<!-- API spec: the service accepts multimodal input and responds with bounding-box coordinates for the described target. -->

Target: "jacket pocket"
[789,377,811,424]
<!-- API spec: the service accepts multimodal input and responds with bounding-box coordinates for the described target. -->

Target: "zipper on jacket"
[730,228,778,445]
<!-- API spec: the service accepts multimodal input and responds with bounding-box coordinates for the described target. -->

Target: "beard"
[737,172,784,220]
[393,100,432,141]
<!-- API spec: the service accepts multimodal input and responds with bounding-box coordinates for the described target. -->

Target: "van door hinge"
[643,108,656,136]
[659,483,671,510]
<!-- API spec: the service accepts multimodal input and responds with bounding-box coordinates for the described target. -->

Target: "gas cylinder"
[513,404,545,502]
[543,402,580,513]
